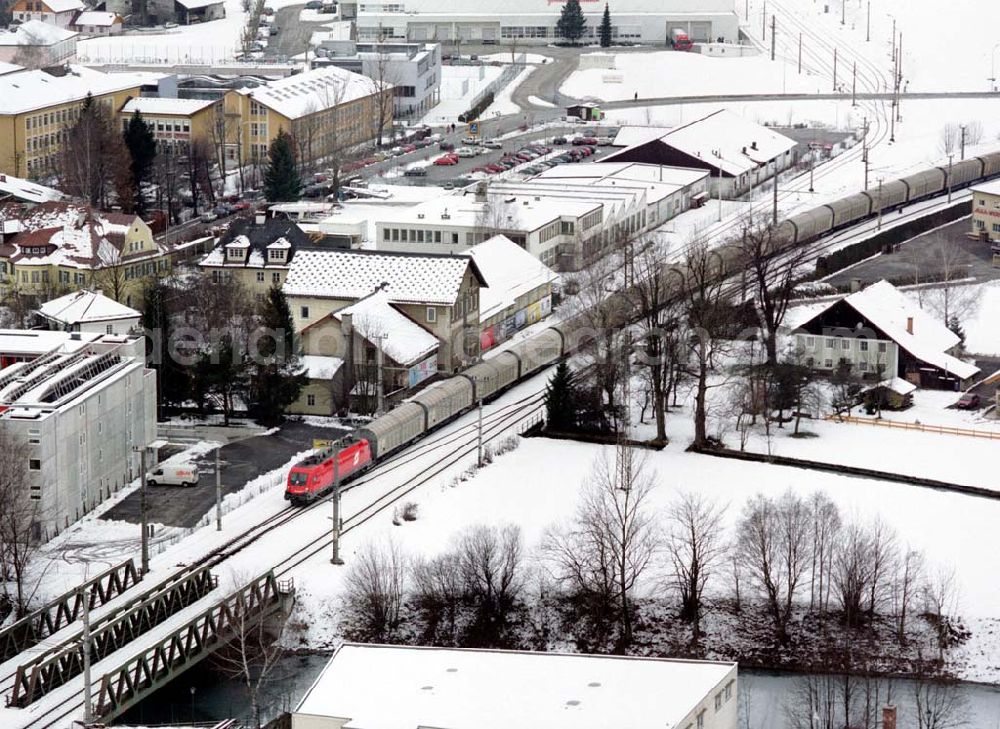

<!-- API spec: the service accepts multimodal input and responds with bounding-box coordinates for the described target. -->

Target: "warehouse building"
[351,0,739,46]
[970,179,1000,247]
[604,111,798,198]
[292,644,739,729]
[0,330,156,541]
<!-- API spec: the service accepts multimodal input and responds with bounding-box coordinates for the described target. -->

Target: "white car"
[456,146,477,158]
[482,139,502,149]
[462,135,479,145]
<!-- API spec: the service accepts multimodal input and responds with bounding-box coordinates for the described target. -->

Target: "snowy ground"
[480,65,532,117]
[420,65,505,125]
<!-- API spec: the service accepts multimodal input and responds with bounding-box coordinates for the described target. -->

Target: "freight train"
[284,151,1000,503]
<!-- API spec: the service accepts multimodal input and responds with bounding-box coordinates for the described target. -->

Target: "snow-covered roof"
[464,235,558,320]
[238,65,382,121]
[0,61,22,76]
[175,0,224,8]
[334,291,438,365]
[0,173,65,204]
[121,96,216,116]
[283,249,480,305]
[810,280,980,381]
[268,237,291,249]
[972,179,1000,197]
[225,235,251,248]
[878,377,917,396]
[535,161,707,189]
[608,111,797,177]
[0,329,100,357]
[39,290,140,326]
[611,126,672,148]
[294,644,736,729]
[40,0,84,13]
[0,65,164,115]
[299,354,343,380]
[74,11,121,26]
[0,19,77,46]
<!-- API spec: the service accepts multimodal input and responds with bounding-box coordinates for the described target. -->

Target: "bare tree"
[93,244,129,304]
[918,237,977,329]
[544,443,658,651]
[736,490,812,644]
[366,38,397,146]
[922,565,960,664]
[679,236,737,448]
[736,217,811,365]
[0,431,42,617]
[833,520,875,628]
[58,95,129,207]
[808,492,841,616]
[211,572,288,729]
[939,123,959,156]
[664,491,727,644]
[342,539,407,642]
[457,523,524,647]
[412,553,463,644]
[913,673,969,729]
[630,238,674,443]
[893,547,924,645]
[964,121,983,147]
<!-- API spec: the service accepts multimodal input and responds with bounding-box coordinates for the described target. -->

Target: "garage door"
[435,24,451,41]
[482,26,497,42]
[688,21,711,41]
[410,26,428,41]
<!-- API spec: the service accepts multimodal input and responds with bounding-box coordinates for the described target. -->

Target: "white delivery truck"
[147,463,200,488]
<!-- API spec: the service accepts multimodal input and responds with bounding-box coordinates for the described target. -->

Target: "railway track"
[10,393,545,729]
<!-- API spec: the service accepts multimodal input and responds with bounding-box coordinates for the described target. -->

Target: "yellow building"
[120,96,220,155]
[0,65,165,177]
[0,201,175,307]
[227,65,393,170]
[971,179,1000,245]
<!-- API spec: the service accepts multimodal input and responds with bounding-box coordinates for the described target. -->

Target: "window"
[300,306,309,319]
[992,223,1000,233]
[725,681,733,700]
[806,336,815,347]
[824,358,833,368]
[825,337,834,349]
[106,324,113,334]
[425,306,436,323]
[878,342,887,353]
[257,271,265,282]
[841,339,850,350]
[714,693,722,711]
[272,272,281,283]
[859,340,868,351]
[268,248,285,260]
[859,361,868,372]
[307,393,316,406]
[29,458,41,470]
[697,711,705,729]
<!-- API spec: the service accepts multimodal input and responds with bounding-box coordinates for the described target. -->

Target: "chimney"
[882,706,897,729]
[850,277,862,292]
[255,212,266,225]
[751,141,758,150]
[474,181,488,203]
[906,316,913,334]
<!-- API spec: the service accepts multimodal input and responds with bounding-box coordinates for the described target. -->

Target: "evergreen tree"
[123,111,157,216]
[141,279,188,417]
[544,361,577,431]
[556,0,587,44]
[948,314,966,348]
[248,285,307,425]
[599,3,612,48]
[263,129,301,202]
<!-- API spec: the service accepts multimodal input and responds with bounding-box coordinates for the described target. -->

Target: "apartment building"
[0,330,156,542]
[120,96,220,155]
[0,65,168,177]
[9,0,84,28]
[198,217,308,297]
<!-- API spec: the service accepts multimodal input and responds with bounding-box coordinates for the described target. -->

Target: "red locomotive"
[285,436,372,505]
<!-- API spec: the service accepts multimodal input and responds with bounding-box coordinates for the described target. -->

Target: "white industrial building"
[604,111,799,198]
[314,41,442,118]
[0,330,156,541]
[350,0,739,46]
[291,644,739,729]
[370,166,707,270]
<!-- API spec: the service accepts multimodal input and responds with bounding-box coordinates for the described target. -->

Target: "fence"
[826,414,1000,440]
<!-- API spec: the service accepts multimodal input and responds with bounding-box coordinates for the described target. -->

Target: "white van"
[147,463,200,488]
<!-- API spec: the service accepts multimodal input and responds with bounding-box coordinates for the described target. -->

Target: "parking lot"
[99,421,349,529]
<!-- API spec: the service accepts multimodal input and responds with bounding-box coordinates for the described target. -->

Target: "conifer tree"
[545,361,578,431]
[556,0,587,44]
[248,285,306,424]
[263,129,301,202]
[599,3,612,48]
[123,111,157,216]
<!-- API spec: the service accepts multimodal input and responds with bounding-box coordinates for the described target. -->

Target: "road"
[265,3,329,60]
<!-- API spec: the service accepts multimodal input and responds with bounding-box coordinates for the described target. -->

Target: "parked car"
[304,0,322,8]
[483,139,502,149]
[403,167,428,177]
[212,204,231,217]
[147,463,199,488]
[573,136,599,145]
[434,154,459,165]
[439,140,455,151]
[596,136,614,146]
[956,393,981,409]
[262,5,275,13]
[578,146,594,157]
[463,135,480,145]
[456,146,477,158]
[552,136,568,145]
[199,210,218,223]
[269,25,279,35]
[402,143,417,153]
[485,163,505,173]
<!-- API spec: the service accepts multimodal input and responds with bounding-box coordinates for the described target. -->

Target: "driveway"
[98,421,349,528]
[265,4,331,60]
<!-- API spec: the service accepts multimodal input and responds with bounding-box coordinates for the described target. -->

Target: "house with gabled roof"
[10,0,84,28]
[199,217,309,297]
[283,248,486,372]
[37,288,140,334]
[0,201,175,307]
[793,280,980,391]
[292,289,440,416]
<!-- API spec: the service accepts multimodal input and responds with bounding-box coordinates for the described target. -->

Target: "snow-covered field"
[421,65,506,124]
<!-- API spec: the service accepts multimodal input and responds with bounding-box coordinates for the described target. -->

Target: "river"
[120,653,1000,727]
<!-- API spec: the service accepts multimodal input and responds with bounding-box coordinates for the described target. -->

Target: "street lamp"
[990,42,1000,91]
